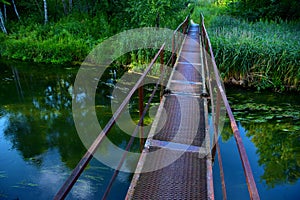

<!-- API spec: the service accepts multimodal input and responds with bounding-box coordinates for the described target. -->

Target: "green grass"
[191,1,300,91]
[208,15,300,91]
[0,14,111,64]
[191,0,226,25]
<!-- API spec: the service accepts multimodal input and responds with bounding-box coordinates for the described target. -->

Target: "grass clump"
[208,16,300,91]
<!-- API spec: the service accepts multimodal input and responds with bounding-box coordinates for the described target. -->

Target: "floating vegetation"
[230,100,300,124]
[84,175,104,182]
[221,88,300,188]
[0,171,7,179]
[13,180,38,188]
[88,166,110,171]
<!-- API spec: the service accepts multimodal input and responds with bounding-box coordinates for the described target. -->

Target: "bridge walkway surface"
[125,23,213,200]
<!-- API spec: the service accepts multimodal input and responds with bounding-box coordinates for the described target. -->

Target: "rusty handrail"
[101,46,166,200]
[54,44,165,200]
[200,14,260,200]
[200,24,227,200]
[172,15,190,65]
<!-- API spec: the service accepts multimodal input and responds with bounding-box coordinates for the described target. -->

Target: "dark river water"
[0,60,299,199]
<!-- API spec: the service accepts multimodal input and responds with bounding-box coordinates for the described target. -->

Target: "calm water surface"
[213,87,300,199]
[0,60,299,199]
[0,60,133,199]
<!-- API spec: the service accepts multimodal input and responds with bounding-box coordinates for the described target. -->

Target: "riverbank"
[209,16,300,92]
[191,1,300,92]
[0,1,189,65]
[0,1,299,92]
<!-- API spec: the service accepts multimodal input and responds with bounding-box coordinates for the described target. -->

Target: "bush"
[0,14,110,64]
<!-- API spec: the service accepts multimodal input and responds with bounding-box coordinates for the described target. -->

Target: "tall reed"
[208,16,300,91]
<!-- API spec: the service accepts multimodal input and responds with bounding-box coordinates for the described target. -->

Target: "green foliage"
[191,0,227,25]
[208,15,300,91]
[0,13,111,64]
[0,0,10,5]
[227,0,300,21]
[126,0,189,29]
[0,0,189,65]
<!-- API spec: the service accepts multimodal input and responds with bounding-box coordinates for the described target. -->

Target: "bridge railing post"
[138,84,144,152]
[172,34,175,66]
[160,46,164,99]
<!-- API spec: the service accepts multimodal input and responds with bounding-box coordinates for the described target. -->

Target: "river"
[0,60,299,199]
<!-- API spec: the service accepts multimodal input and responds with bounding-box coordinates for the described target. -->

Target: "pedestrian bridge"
[54,15,260,200]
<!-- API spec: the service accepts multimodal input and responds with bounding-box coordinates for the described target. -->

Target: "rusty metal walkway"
[54,15,260,200]
[126,23,213,199]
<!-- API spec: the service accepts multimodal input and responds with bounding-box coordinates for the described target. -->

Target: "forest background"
[0,0,299,91]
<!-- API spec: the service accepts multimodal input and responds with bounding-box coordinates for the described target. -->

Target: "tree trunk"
[0,9,7,34]
[11,0,20,21]
[43,0,48,24]
[69,0,72,12]
[3,4,6,21]
[34,0,43,17]
[62,0,67,15]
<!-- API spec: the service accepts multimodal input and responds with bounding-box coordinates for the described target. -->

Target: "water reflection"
[0,60,132,199]
[215,87,300,199]
[1,62,82,168]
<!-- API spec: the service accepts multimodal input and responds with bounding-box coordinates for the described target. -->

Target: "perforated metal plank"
[129,147,208,200]
[153,95,205,147]
[172,63,201,82]
[169,82,201,94]
[178,52,201,64]
[182,39,200,52]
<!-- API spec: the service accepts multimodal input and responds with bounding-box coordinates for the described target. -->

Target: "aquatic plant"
[208,15,300,91]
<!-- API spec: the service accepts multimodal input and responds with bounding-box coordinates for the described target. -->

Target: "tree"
[228,0,300,21]
[61,0,67,15]
[126,0,188,28]
[0,8,7,34]
[0,0,9,34]
[3,3,6,21]
[68,0,72,12]
[43,0,48,24]
[11,0,20,20]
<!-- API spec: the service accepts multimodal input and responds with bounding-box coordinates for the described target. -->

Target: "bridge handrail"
[171,15,190,65]
[54,43,166,200]
[200,14,260,200]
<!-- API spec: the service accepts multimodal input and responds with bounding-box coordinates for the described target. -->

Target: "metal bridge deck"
[126,24,211,199]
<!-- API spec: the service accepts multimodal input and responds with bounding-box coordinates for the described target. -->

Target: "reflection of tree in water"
[5,111,47,166]
[246,121,300,188]
[220,107,300,188]
[1,63,150,171]
[1,64,86,169]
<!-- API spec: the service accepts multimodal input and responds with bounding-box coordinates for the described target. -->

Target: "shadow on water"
[213,86,300,200]
[0,60,142,199]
